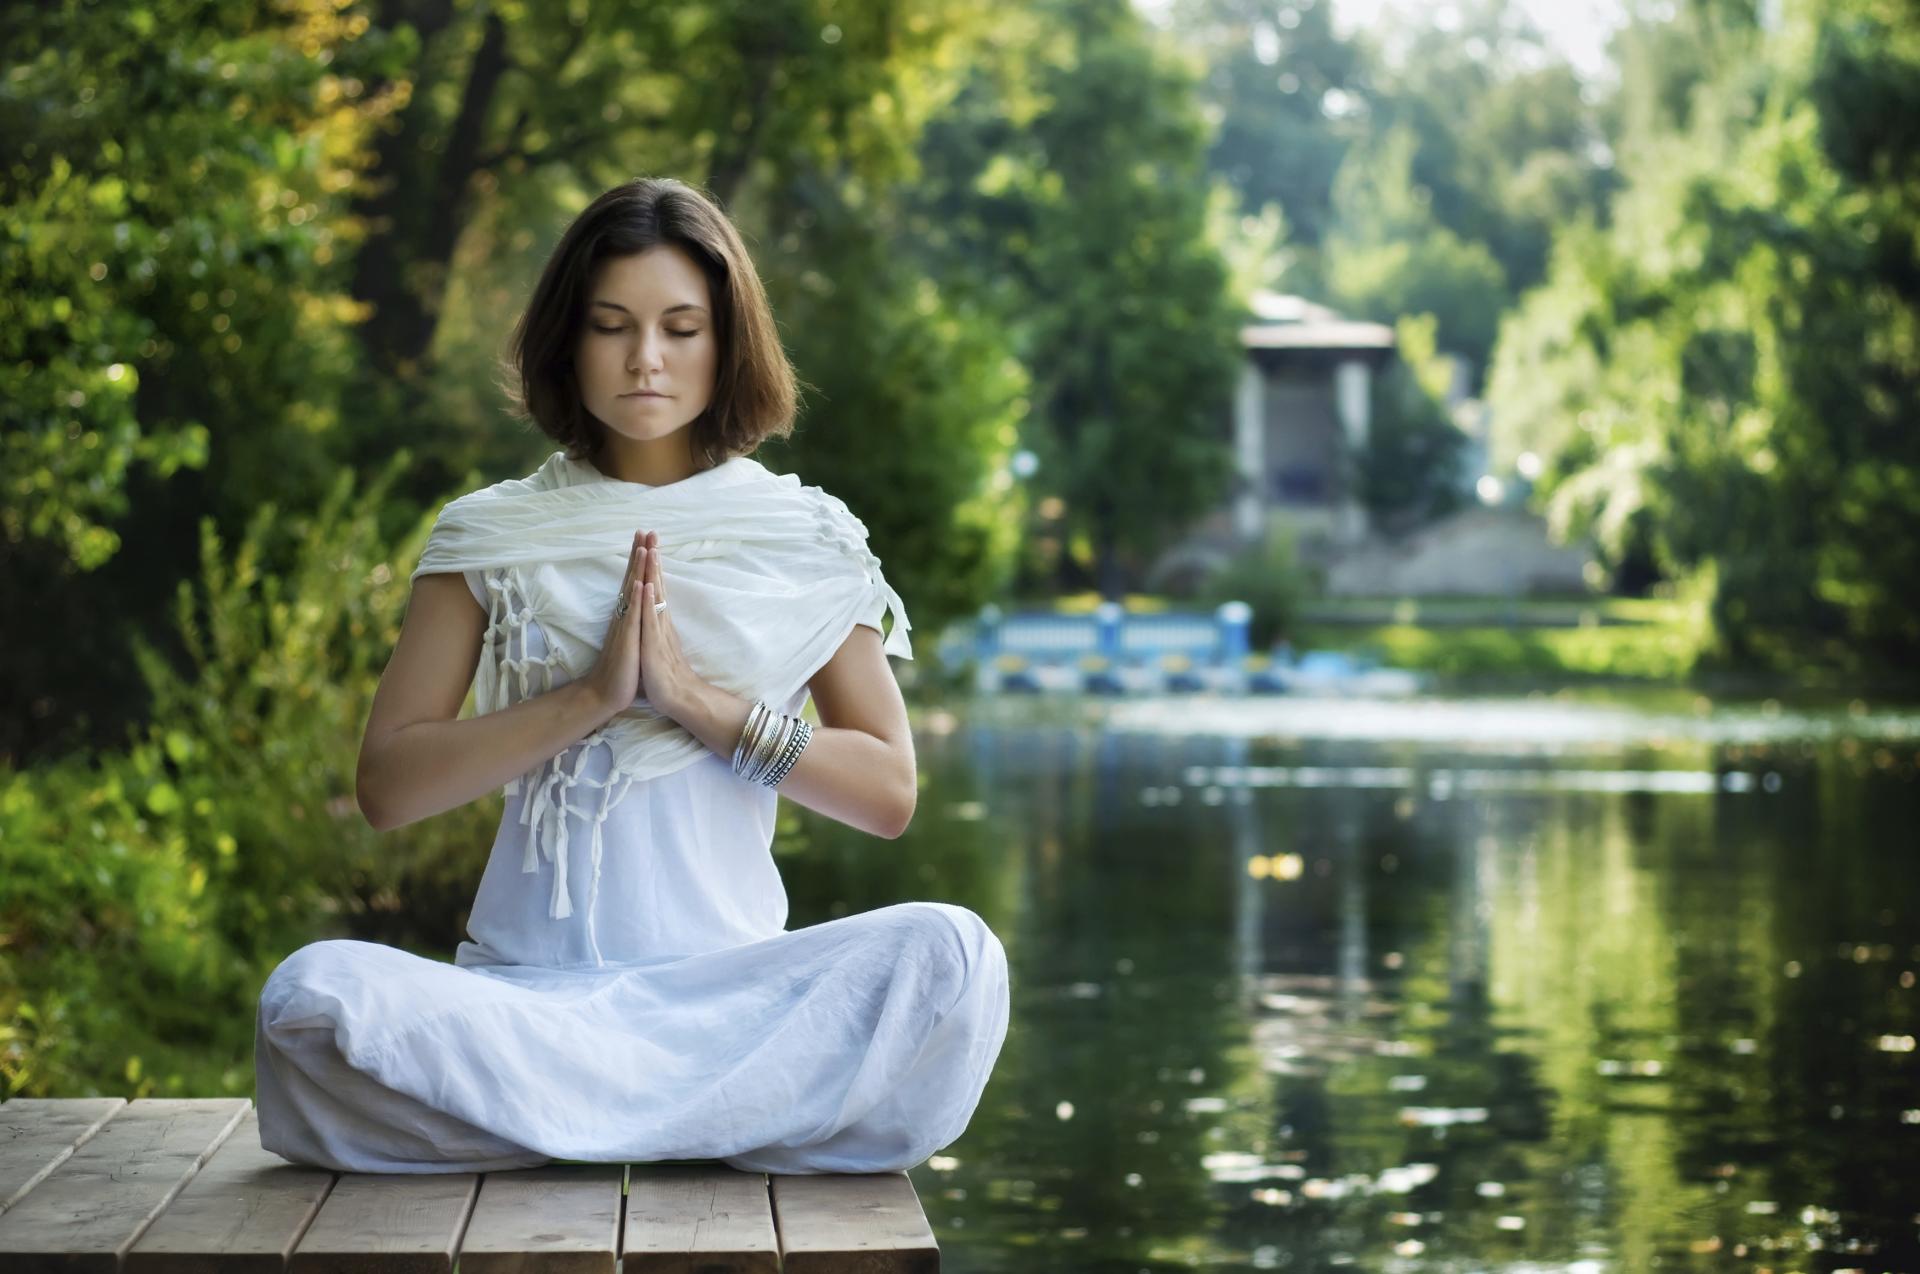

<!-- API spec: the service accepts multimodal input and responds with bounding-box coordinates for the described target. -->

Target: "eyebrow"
[590,300,709,318]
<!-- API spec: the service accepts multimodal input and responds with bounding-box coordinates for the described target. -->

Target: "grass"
[1295,619,1709,682]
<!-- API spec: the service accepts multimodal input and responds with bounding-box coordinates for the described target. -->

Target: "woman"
[253,176,1010,1175]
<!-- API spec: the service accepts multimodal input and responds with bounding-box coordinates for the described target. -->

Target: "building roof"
[1239,289,1396,352]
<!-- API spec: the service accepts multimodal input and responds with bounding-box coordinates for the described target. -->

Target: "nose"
[625,328,664,375]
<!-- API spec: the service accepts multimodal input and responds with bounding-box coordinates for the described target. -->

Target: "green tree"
[330,0,996,512]
[2,0,1035,758]
[1168,0,1367,258]
[1322,123,1510,379]
[1489,0,1920,668]
[330,0,1035,639]
[0,0,407,761]
[1355,0,1613,302]
[754,167,1031,642]
[904,0,1245,599]
[1356,313,1470,534]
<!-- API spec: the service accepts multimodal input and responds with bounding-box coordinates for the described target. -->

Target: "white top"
[450,569,885,969]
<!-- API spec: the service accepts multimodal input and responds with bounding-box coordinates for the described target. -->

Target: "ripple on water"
[1104,693,1920,747]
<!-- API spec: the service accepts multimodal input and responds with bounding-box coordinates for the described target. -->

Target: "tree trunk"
[1093,510,1127,601]
[348,3,509,384]
[707,24,783,207]
[1091,332,1126,600]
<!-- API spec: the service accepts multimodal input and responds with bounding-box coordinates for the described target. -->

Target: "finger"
[648,538,664,601]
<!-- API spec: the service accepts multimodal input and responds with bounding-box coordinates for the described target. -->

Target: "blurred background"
[3,0,1917,1268]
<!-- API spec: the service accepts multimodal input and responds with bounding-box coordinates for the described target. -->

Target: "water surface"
[779,691,1920,1272]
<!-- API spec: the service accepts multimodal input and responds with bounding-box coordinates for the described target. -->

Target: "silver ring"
[653,600,669,614]
[614,598,630,619]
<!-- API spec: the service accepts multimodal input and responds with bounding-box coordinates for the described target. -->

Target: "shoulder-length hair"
[500,176,798,472]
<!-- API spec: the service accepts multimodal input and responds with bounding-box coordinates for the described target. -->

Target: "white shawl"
[409,449,913,933]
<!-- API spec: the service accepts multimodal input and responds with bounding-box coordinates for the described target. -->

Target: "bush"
[0,453,501,1099]
[1194,522,1318,649]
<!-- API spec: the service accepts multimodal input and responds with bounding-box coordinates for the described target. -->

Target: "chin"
[599,415,695,443]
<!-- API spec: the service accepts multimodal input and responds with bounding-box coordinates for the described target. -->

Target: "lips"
[621,390,668,398]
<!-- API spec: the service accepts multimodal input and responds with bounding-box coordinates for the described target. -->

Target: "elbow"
[354,763,391,833]
[355,789,389,834]
[881,777,918,840]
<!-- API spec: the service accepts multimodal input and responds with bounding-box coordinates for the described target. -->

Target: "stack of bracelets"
[731,698,815,787]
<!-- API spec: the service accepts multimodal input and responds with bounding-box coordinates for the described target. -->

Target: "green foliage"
[0,0,402,568]
[1298,599,1715,684]
[1194,522,1316,649]
[1487,0,1920,670]
[0,747,257,1097]
[1177,0,1614,377]
[908,0,1245,597]
[1171,0,1365,252]
[0,0,1025,762]
[1323,125,1511,377]
[125,458,430,944]
[0,456,498,1099]
[1355,314,1471,533]
[1359,3,1615,302]
[757,183,1029,643]
[0,0,410,760]
[330,0,999,512]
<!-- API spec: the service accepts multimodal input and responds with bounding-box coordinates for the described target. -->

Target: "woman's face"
[574,244,719,449]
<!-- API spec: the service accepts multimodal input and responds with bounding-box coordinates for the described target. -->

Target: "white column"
[1334,358,1370,451]
[1234,360,1265,542]
[1334,358,1371,541]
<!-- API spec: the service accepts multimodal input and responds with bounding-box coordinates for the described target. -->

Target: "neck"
[594,428,701,487]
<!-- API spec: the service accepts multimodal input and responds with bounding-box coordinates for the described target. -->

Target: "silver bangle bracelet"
[729,699,816,787]
[735,699,784,782]
[760,718,813,787]
[746,711,790,783]
[730,700,769,774]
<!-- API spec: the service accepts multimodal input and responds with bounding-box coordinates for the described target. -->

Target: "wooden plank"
[0,1098,127,1215]
[771,1173,939,1274]
[0,1097,250,1274]
[288,1170,479,1274]
[622,1165,779,1274]
[125,1108,334,1274]
[456,1162,622,1274]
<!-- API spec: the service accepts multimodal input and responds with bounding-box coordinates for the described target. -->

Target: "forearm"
[357,680,612,832]
[668,679,916,839]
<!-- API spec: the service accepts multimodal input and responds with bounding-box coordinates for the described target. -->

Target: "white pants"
[254,901,1010,1174]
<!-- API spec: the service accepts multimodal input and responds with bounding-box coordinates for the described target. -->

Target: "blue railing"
[939,602,1424,696]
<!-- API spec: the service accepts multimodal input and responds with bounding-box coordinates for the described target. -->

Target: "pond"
[776,689,1920,1272]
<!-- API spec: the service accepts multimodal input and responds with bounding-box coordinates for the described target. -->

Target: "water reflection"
[780,694,1920,1272]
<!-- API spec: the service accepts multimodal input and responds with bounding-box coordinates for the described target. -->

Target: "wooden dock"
[0,1097,940,1272]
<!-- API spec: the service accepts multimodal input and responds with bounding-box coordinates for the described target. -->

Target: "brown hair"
[499,176,798,472]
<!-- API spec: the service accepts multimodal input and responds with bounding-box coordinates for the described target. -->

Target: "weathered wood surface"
[771,1174,940,1274]
[0,1099,940,1272]
[623,1165,780,1274]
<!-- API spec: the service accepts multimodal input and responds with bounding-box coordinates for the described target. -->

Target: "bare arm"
[354,572,615,832]
[664,623,917,839]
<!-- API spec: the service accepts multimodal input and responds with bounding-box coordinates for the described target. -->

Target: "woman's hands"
[582,530,648,720]
[633,528,706,721]
[582,529,709,725]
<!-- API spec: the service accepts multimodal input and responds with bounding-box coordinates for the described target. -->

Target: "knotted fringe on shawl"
[473,569,641,945]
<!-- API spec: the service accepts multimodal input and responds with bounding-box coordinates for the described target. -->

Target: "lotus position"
[254,176,1010,1174]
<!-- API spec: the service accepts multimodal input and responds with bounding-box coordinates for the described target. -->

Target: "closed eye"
[593,325,704,337]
